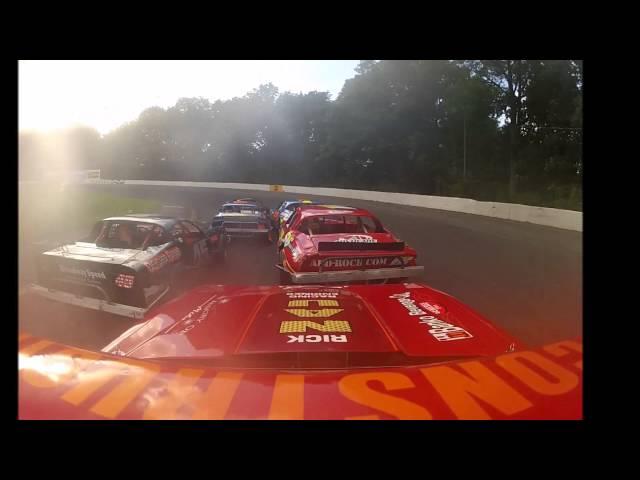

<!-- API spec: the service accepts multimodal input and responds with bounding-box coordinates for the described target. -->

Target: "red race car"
[18,283,582,419]
[276,205,424,284]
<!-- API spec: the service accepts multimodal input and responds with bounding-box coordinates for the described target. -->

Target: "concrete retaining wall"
[83,179,582,231]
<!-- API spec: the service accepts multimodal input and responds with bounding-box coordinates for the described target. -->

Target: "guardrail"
[83,179,582,231]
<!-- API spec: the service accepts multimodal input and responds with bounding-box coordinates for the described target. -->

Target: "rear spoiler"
[317,241,405,252]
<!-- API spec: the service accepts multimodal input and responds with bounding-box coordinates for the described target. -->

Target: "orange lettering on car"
[20,348,103,389]
[269,375,305,420]
[143,368,205,420]
[61,361,125,406]
[421,361,532,420]
[88,359,161,419]
[542,340,583,371]
[495,351,579,396]
[339,372,432,420]
[191,372,244,420]
[543,340,582,357]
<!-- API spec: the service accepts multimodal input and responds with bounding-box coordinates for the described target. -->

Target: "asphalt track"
[18,184,582,350]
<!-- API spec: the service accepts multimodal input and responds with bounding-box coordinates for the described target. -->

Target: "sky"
[19,60,361,135]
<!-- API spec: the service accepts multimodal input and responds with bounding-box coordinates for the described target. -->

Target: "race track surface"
[19,184,582,350]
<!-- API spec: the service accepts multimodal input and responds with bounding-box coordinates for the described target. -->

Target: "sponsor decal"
[58,265,106,282]
[418,316,473,341]
[419,302,445,316]
[280,320,352,333]
[389,258,402,266]
[389,292,473,342]
[286,299,339,307]
[281,296,351,342]
[311,257,390,268]
[283,231,294,248]
[18,338,582,419]
[178,294,217,334]
[286,292,339,299]
[336,235,377,243]
[145,247,182,273]
[284,308,344,318]
[287,335,348,343]
[389,292,425,316]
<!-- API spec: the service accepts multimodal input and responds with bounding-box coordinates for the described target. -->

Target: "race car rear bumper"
[29,284,169,319]
[276,265,424,284]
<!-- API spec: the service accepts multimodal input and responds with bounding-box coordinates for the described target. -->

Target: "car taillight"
[115,273,135,288]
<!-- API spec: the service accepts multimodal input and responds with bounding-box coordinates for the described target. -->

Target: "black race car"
[31,214,226,319]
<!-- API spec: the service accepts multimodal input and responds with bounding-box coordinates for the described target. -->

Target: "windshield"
[155,351,476,370]
[221,204,259,213]
[299,215,384,235]
[92,221,168,249]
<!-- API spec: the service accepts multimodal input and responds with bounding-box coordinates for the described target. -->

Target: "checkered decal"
[279,320,352,333]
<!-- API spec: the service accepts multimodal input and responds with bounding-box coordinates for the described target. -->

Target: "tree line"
[19,60,583,210]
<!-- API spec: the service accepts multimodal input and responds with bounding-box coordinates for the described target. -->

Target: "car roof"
[296,205,372,218]
[103,215,180,227]
[282,199,314,207]
[228,198,263,204]
[222,203,260,209]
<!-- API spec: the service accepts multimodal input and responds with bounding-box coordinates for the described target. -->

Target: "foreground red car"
[276,206,424,284]
[18,283,582,419]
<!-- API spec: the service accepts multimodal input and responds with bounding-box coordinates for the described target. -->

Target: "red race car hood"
[19,332,582,419]
[103,284,522,364]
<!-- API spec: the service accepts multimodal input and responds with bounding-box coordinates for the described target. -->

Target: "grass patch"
[19,184,162,244]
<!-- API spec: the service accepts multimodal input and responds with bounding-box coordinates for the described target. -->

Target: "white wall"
[83,179,583,232]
